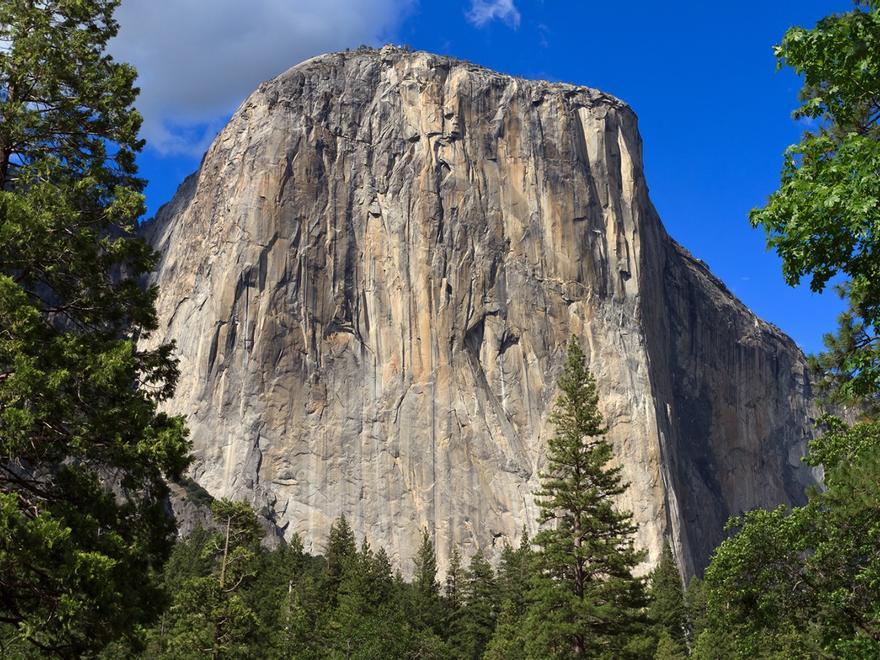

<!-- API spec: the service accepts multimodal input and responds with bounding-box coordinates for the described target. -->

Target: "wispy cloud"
[466,0,521,29]
[537,22,550,48]
[111,0,414,156]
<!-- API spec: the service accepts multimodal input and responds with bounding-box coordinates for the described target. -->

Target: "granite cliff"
[144,46,816,578]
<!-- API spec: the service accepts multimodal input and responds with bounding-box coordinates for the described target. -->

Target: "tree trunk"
[0,80,14,190]
[219,515,231,589]
[212,516,232,660]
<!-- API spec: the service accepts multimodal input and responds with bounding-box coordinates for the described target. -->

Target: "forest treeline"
[98,503,696,659]
[1,0,878,658]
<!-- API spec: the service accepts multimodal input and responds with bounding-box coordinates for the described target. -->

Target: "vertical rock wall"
[144,46,816,577]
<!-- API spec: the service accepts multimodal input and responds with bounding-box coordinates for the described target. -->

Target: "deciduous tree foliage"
[699,420,880,658]
[750,0,880,408]
[0,0,189,654]
[697,4,880,657]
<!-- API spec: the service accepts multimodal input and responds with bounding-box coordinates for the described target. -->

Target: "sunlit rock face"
[144,46,816,578]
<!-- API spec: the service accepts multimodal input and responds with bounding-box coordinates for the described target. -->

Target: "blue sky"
[117,0,853,355]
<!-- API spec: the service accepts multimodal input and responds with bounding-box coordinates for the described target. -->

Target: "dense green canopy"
[0,0,189,654]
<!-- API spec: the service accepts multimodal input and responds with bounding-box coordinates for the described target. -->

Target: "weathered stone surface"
[143,46,817,578]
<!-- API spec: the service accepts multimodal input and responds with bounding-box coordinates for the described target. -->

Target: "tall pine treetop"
[525,337,648,657]
[649,542,688,656]
[549,338,608,443]
[413,527,439,597]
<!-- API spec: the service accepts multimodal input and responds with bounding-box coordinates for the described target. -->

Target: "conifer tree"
[411,527,443,632]
[138,526,214,657]
[276,571,325,660]
[649,542,688,656]
[443,547,466,654]
[0,0,190,654]
[523,338,648,658]
[484,599,529,660]
[683,577,707,646]
[654,630,687,660]
[413,527,440,598]
[162,500,262,659]
[247,533,307,656]
[485,532,533,660]
[496,528,532,618]
[325,514,356,603]
[445,547,464,611]
[330,539,404,658]
[456,550,499,659]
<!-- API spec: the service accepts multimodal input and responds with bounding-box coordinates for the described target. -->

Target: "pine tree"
[523,338,648,658]
[445,547,464,610]
[496,528,532,618]
[413,527,440,598]
[654,630,687,660]
[162,526,216,591]
[139,526,214,656]
[0,1,190,654]
[649,542,688,656]
[411,527,443,633]
[456,550,499,659]
[246,533,308,656]
[485,533,533,660]
[684,576,707,646]
[162,500,262,659]
[484,599,529,660]
[330,539,393,657]
[325,514,356,603]
[276,571,326,660]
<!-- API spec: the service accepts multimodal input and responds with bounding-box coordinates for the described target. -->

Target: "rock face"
[144,46,816,578]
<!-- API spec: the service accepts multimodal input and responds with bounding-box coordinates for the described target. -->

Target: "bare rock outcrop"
[144,46,816,578]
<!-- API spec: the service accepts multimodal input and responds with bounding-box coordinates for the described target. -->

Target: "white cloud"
[111,0,413,155]
[466,0,521,29]
[537,22,550,48]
